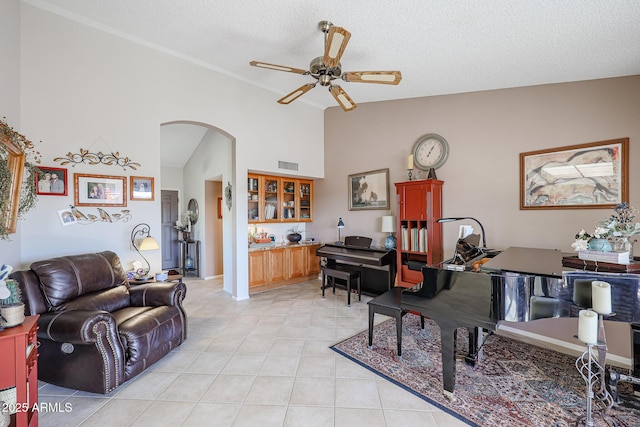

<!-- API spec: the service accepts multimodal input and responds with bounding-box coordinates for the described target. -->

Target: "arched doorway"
[160,121,234,289]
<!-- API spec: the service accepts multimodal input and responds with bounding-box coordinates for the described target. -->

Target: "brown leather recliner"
[10,251,187,394]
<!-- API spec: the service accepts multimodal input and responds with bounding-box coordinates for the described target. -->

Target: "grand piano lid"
[481,246,564,277]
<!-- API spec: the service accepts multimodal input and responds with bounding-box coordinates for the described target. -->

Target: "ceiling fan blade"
[277,83,316,104]
[329,85,357,112]
[342,71,402,85]
[250,61,308,75]
[323,26,351,68]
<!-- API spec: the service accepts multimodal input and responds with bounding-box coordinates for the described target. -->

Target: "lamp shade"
[381,216,396,233]
[337,218,345,228]
[139,236,160,251]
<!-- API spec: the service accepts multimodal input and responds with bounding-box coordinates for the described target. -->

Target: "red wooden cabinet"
[0,315,39,427]
[395,180,443,287]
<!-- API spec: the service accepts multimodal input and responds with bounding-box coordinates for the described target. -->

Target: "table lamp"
[381,215,396,249]
[130,223,160,277]
[336,217,345,244]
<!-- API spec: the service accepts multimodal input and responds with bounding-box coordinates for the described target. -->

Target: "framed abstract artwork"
[520,138,628,209]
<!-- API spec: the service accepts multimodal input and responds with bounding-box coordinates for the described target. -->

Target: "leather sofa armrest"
[129,281,186,307]
[38,310,117,344]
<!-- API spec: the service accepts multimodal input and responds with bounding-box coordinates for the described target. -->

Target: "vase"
[287,233,302,243]
[182,231,191,241]
[612,236,634,255]
[587,238,611,252]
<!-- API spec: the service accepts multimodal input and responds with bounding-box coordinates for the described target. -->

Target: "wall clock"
[412,133,450,171]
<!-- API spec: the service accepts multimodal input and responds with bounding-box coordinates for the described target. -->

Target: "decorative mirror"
[188,198,199,225]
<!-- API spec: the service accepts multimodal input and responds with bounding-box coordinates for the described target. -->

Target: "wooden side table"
[0,315,39,427]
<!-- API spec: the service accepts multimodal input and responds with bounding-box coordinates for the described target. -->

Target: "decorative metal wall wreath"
[54,148,141,170]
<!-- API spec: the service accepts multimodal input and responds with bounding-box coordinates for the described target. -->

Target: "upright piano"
[400,247,640,395]
[316,243,396,295]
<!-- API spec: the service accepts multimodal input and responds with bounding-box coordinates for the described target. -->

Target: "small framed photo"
[57,207,77,226]
[348,168,390,210]
[130,176,154,201]
[35,166,68,196]
[74,173,127,207]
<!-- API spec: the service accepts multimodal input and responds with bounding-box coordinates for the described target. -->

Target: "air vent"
[278,161,298,171]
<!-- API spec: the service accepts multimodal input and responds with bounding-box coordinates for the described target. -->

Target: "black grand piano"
[398,247,640,396]
[316,243,396,295]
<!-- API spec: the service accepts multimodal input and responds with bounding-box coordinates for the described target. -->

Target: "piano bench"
[368,287,425,359]
[321,265,361,306]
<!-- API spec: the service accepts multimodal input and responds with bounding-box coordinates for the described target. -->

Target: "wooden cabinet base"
[249,272,320,293]
[249,243,321,292]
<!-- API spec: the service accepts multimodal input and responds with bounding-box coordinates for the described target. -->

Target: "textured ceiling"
[27,0,640,111]
[24,0,640,167]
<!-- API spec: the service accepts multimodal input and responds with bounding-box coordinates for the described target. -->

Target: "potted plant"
[286,226,303,243]
[0,264,25,329]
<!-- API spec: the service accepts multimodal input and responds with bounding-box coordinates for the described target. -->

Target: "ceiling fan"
[250,21,402,112]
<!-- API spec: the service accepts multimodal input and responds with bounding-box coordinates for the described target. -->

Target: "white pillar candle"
[592,281,612,314]
[407,154,414,170]
[578,309,598,344]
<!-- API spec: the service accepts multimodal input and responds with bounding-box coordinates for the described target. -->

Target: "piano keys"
[316,243,396,295]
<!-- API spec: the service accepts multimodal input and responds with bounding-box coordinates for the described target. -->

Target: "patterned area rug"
[331,314,639,427]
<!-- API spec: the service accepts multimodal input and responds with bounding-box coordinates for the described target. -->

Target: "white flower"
[571,239,589,251]
[593,227,609,238]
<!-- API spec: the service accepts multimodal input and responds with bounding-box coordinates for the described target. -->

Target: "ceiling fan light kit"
[250,20,402,112]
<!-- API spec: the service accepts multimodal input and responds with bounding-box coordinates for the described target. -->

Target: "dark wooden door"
[161,190,180,269]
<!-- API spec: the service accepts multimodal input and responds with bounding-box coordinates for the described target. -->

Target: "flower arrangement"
[572,203,640,251]
[602,202,640,238]
[174,210,196,232]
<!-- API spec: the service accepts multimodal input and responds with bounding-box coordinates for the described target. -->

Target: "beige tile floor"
[37,277,468,426]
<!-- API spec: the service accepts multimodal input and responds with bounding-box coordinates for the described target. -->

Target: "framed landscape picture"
[520,138,628,209]
[35,166,68,196]
[130,176,154,201]
[348,168,390,211]
[74,173,127,207]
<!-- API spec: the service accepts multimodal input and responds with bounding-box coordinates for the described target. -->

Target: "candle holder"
[575,312,616,426]
[407,168,414,181]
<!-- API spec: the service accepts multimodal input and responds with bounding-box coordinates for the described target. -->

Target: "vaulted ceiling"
[29,0,640,111]
[26,1,640,167]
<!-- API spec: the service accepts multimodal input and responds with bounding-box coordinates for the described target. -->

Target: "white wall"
[181,127,235,294]
[7,4,324,300]
[0,0,22,265]
[313,76,640,258]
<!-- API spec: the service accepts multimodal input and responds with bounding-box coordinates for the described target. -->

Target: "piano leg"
[440,326,458,396]
[465,327,484,366]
